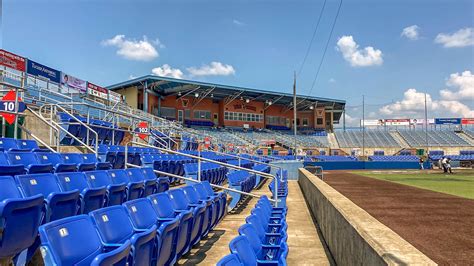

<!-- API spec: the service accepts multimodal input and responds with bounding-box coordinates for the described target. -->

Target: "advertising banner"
[61,73,87,93]
[26,60,61,83]
[410,118,435,125]
[360,119,381,126]
[461,118,474,125]
[108,90,122,103]
[435,118,461,125]
[0,49,26,71]
[384,119,410,126]
[87,82,108,100]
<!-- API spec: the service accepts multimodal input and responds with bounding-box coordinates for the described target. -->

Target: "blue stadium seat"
[217,254,243,266]
[82,153,112,170]
[15,173,80,222]
[123,198,180,266]
[38,215,131,266]
[125,168,157,197]
[7,151,53,174]
[141,167,169,192]
[0,138,24,151]
[168,188,206,247]
[61,153,96,172]
[182,186,213,237]
[229,235,287,266]
[0,152,26,176]
[84,171,127,206]
[246,214,286,241]
[0,176,44,262]
[107,169,144,200]
[201,181,226,223]
[147,193,193,258]
[16,139,50,152]
[193,182,219,229]
[238,224,288,263]
[55,172,106,214]
[35,152,77,173]
[89,206,157,266]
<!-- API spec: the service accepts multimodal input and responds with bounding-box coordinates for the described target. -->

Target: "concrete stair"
[389,131,410,148]
[327,133,340,149]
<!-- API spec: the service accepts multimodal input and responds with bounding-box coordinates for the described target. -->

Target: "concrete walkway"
[177,181,331,265]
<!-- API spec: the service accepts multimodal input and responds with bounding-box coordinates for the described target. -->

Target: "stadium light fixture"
[178,92,181,96]
[268,101,272,105]
[245,99,250,103]
[194,92,199,98]
[309,105,314,110]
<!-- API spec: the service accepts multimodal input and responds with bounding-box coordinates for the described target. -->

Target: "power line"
[307,0,343,96]
[297,0,328,77]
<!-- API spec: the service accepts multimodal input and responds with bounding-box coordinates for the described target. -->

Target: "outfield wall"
[304,161,430,170]
[298,168,435,265]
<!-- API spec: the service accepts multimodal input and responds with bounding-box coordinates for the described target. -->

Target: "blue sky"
[2,0,473,125]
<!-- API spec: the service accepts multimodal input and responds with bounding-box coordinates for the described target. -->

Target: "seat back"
[217,254,242,266]
[181,186,200,204]
[89,206,135,244]
[17,139,40,150]
[0,152,9,165]
[7,151,39,165]
[15,173,62,197]
[192,183,209,200]
[167,189,189,210]
[122,198,158,230]
[147,193,175,218]
[84,170,112,188]
[55,172,90,192]
[125,168,145,182]
[38,215,105,265]
[35,152,63,165]
[228,236,257,265]
[107,169,130,185]
[61,153,84,164]
[82,154,99,164]
[238,224,263,254]
[0,138,19,151]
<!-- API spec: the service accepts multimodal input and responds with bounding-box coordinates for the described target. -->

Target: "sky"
[2,0,473,126]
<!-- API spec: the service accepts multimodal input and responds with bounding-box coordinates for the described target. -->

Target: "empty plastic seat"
[125,168,157,197]
[0,176,44,262]
[238,224,288,263]
[201,181,226,223]
[123,198,180,265]
[217,254,243,266]
[7,151,53,174]
[55,172,106,214]
[0,152,26,176]
[39,215,131,266]
[82,153,112,170]
[148,193,193,258]
[0,138,22,151]
[168,188,206,247]
[15,173,80,222]
[107,169,144,200]
[89,206,157,266]
[229,235,287,266]
[84,171,127,206]
[193,182,220,229]
[182,186,213,237]
[61,153,95,172]
[16,139,50,152]
[35,152,77,173]
[142,167,169,192]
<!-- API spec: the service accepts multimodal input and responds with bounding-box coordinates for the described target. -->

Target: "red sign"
[462,118,474,125]
[137,122,149,140]
[0,49,26,72]
[87,82,108,100]
[0,90,23,124]
[204,137,211,149]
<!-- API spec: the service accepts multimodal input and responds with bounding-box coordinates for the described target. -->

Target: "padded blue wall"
[304,161,430,170]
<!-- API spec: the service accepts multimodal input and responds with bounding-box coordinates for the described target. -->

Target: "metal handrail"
[150,126,178,148]
[18,124,56,152]
[124,141,278,204]
[125,162,276,203]
[26,107,61,151]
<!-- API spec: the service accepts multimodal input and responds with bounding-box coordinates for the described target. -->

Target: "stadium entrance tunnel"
[298,168,435,265]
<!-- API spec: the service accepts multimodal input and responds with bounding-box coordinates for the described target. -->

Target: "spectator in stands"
[419,157,424,170]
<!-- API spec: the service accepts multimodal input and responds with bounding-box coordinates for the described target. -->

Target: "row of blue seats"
[429,155,474,161]
[218,196,289,265]
[184,162,228,185]
[269,170,288,208]
[0,167,168,263]
[59,112,125,146]
[368,155,419,162]
[227,159,254,169]
[0,138,50,152]
[253,164,271,188]
[228,170,257,211]
[181,136,199,151]
[0,151,108,176]
[141,154,197,183]
[38,181,226,265]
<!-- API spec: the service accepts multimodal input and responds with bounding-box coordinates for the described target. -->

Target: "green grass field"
[351,169,474,199]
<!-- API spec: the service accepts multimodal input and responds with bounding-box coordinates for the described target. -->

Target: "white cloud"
[328,78,336,83]
[440,71,474,101]
[336,35,383,67]
[233,19,245,26]
[401,25,420,40]
[101,35,159,61]
[435,27,474,48]
[151,64,184,79]
[187,62,236,77]
[343,112,358,126]
[380,88,474,118]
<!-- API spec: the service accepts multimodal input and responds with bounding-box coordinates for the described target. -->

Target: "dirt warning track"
[324,171,474,265]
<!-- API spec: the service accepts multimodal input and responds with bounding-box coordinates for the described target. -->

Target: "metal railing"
[124,141,279,204]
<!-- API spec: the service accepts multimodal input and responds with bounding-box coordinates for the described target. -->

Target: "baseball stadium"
[0,1,473,266]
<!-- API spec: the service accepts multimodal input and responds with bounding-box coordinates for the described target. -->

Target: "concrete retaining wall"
[298,168,436,265]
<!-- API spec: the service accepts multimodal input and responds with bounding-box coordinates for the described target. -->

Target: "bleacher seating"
[336,131,400,148]
[369,155,419,161]
[228,170,257,211]
[398,130,470,147]
[184,162,228,185]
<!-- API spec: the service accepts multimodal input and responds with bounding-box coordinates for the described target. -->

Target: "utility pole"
[293,72,297,155]
[424,92,429,156]
[362,94,365,159]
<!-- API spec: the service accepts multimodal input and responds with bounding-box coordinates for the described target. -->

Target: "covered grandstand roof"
[107,75,346,118]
